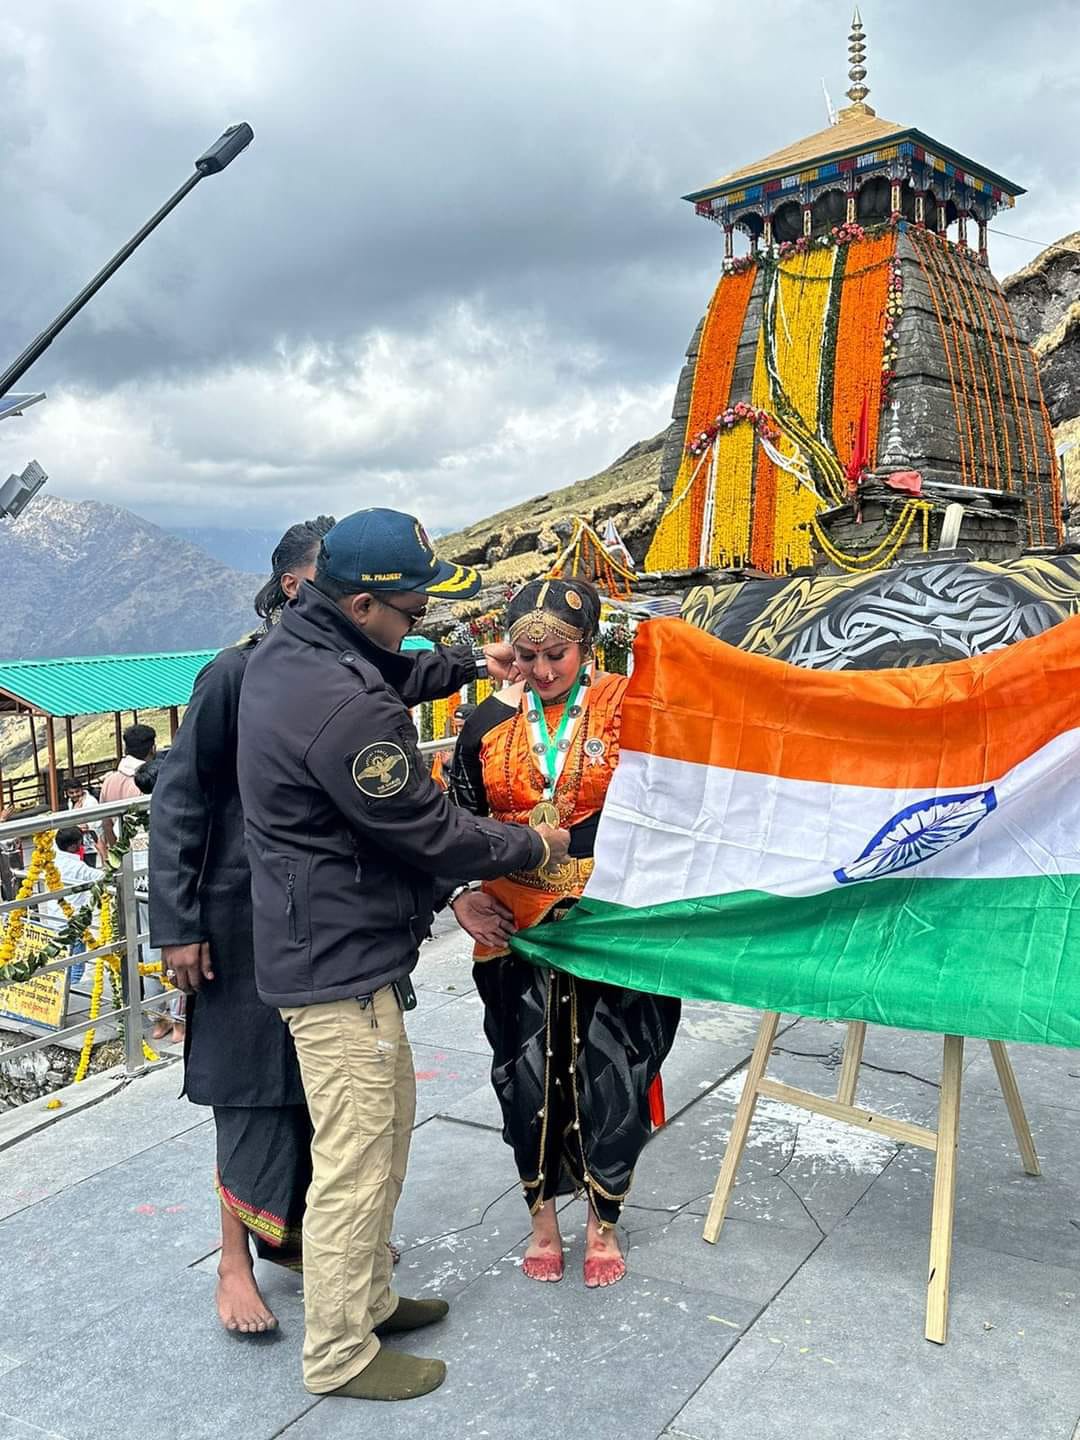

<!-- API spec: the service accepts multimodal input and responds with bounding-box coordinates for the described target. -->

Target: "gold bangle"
[535,834,551,871]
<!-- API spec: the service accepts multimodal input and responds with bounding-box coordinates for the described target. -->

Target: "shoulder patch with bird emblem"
[351,741,410,798]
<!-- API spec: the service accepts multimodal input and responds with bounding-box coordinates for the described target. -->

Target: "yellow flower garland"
[811,499,932,573]
[0,832,55,967]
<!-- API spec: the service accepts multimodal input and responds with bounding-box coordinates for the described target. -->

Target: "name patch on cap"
[352,742,410,798]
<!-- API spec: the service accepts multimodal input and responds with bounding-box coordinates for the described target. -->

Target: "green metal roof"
[0,636,439,717]
[0,650,218,718]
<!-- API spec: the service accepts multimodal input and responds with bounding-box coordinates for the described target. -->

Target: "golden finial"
[846,7,870,105]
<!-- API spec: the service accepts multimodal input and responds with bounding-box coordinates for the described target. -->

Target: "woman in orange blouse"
[449,579,679,1287]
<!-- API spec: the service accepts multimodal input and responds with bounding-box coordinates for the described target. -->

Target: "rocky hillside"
[1002,234,1080,513]
[0,495,260,660]
[438,432,666,595]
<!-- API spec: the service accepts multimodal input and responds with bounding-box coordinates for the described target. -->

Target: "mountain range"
[0,495,260,661]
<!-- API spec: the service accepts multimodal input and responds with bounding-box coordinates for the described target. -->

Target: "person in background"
[149,517,335,1336]
[99,724,157,847]
[130,757,184,1044]
[65,780,103,860]
[430,701,476,790]
[41,826,100,984]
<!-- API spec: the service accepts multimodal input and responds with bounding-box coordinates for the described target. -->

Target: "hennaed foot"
[584,1229,625,1288]
[522,1231,564,1282]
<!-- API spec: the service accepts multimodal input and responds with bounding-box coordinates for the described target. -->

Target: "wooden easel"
[702,1013,1041,1344]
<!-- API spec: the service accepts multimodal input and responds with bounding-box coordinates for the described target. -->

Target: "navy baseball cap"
[320,508,481,599]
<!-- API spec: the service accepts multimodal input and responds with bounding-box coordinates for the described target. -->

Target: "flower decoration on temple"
[881,256,904,402]
[687,402,781,457]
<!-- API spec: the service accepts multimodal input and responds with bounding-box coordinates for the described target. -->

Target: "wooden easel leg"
[926,1034,964,1345]
[835,1020,866,1107]
[703,1010,781,1244]
[987,1040,1041,1176]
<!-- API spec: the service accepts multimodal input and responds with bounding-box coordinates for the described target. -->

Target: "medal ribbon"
[523,668,589,798]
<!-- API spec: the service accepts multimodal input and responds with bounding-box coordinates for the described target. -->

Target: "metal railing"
[0,737,458,1094]
[0,796,155,1079]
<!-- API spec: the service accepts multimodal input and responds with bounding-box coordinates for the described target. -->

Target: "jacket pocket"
[278,855,310,945]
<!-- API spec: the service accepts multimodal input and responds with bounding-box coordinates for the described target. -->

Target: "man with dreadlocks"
[149,516,334,1336]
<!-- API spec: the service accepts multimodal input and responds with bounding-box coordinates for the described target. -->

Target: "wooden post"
[762,213,773,250]
[703,1010,781,1242]
[28,713,41,779]
[113,711,123,760]
[835,1021,867,1107]
[45,715,60,813]
[988,1041,1040,1176]
[169,706,179,739]
[914,191,926,226]
[925,1034,964,1344]
[802,204,813,238]
[64,716,75,778]
[977,218,988,264]
[846,190,857,224]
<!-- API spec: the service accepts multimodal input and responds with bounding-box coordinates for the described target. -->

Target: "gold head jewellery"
[508,582,585,647]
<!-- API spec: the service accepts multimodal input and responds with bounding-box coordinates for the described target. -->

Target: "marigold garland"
[830,231,896,478]
[811,499,932,573]
[645,267,756,572]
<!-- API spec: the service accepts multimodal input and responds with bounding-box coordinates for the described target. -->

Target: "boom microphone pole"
[0,122,254,404]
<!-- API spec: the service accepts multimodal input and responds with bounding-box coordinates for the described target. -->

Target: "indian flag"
[511,617,1080,1048]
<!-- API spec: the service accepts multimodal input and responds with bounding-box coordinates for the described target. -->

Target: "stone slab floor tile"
[437,1073,503,1130]
[406,990,491,1056]
[0,1418,70,1440]
[390,1117,527,1252]
[627,1209,821,1310]
[671,1209,1080,1440]
[0,1268,316,1440]
[410,1043,494,1125]
[0,1064,206,1220]
[280,1267,757,1440]
[636,1062,921,1233]
[848,1090,1080,1271]
[413,930,477,997]
[962,1040,1080,1113]
[0,1136,222,1360]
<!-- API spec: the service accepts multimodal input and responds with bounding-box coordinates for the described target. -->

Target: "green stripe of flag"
[509,875,1080,1048]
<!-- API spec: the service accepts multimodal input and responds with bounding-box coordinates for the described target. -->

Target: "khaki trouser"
[280,986,416,1393]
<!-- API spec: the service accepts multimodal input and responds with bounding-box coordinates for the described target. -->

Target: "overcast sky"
[1,0,1077,536]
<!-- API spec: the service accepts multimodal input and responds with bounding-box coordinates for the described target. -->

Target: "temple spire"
[846,8,870,106]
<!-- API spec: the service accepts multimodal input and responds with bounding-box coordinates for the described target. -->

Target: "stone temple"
[647,12,1061,577]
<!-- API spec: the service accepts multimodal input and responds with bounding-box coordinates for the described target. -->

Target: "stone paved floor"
[0,925,1078,1440]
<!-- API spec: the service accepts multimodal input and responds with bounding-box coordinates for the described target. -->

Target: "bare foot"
[584,1215,625,1289]
[522,1201,564,1282]
[169,1024,185,1045]
[150,1020,170,1040]
[216,1261,278,1333]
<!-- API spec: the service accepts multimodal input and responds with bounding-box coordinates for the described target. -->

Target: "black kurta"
[149,640,305,1108]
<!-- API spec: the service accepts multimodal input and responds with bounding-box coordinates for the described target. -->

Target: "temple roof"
[685,13,1024,212]
[684,104,1025,208]
[702,103,903,194]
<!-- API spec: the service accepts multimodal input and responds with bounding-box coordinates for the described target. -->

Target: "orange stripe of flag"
[624,617,1080,790]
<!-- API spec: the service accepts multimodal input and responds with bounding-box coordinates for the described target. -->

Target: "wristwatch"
[471,647,489,680]
[447,883,478,908]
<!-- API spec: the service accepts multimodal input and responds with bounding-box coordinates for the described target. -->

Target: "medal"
[529,800,561,828]
[584,737,606,766]
[521,667,591,802]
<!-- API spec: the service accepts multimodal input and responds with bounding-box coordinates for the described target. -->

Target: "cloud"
[0,0,1077,530]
